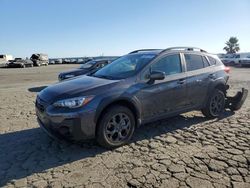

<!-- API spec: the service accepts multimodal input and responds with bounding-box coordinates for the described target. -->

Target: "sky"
[0,0,250,58]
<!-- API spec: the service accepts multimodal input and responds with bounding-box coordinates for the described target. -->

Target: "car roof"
[92,59,111,62]
[129,47,208,56]
[129,49,163,55]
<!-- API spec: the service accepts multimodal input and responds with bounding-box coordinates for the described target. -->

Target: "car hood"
[38,75,120,103]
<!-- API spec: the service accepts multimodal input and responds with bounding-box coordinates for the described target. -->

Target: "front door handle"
[209,74,216,79]
[177,79,186,84]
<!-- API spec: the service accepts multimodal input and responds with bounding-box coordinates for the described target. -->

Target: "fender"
[94,93,142,126]
[202,77,227,107]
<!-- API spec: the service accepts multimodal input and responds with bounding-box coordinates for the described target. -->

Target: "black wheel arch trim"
[202,79,227,108]
[94,95,142,128]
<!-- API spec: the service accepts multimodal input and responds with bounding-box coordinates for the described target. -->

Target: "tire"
[21,64,26,68]
[202,89,225,118]
[96,105,135,149]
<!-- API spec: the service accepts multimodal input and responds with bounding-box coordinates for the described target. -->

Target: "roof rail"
[128,49,162,54]
[161,47,207,53]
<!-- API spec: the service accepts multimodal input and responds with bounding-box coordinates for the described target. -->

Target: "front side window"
[185,54,204,71]
[93,54,156,79]
[151,54,182,75]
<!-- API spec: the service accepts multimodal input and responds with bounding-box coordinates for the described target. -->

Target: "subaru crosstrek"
[36,47,248,148]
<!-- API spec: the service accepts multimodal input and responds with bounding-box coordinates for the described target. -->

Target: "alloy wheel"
[105,113,131,143]
[210,92,224,116]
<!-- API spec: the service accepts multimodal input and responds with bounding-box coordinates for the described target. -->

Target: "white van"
[0,54,13,61]
[0,54,14,67]
[233,53,250,65]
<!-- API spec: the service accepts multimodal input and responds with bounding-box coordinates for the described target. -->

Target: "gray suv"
[36,47,248,148]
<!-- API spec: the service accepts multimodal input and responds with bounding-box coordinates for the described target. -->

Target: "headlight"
[53,96,94,108]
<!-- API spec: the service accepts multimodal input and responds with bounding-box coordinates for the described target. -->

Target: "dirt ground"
[0,65,249,188]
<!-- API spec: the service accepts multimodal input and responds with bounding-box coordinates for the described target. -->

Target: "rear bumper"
[225,88,248,111]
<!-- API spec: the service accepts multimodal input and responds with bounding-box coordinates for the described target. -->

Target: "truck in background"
[30,53,49,66]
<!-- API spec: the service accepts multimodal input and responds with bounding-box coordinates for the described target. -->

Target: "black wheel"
[96,105,135,148]
[21,64,26,68]
[202,89,225,118]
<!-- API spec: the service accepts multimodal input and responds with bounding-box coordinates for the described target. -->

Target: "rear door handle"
[177,79,186,84]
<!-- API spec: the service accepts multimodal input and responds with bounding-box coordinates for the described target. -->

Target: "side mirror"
[149,71,165,81]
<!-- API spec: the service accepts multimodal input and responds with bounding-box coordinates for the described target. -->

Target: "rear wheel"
[202,89,225,118]
[96,105,135,148]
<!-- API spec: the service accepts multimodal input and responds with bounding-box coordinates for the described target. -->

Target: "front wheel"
[202,89,225,118]
[96,105,135,149]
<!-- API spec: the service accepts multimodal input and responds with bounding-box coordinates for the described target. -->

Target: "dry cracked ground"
[0,65,249,188]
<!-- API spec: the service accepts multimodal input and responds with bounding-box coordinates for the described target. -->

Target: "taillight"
[224,66,230,73]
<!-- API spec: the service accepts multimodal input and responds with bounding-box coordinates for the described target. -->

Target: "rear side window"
[207,56,216,65]
[151,54,182,75]
[184,54,204,71]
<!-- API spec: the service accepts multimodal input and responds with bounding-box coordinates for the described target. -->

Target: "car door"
[136,53,188,121]
[183,53,213,108]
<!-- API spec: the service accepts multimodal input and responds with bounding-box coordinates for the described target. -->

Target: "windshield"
[80,61,96,69]
[93,54,156,79]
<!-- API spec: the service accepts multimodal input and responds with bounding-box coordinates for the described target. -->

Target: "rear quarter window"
[202,56,210,67]
[207,56,217,65]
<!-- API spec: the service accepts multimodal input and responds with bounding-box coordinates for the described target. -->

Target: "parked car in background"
[30,54,49,66]
[77,57,93,64]
[49,60,55,65]
[58,59,111,81]
[54,59,63,64]
[239,55,250,67]
[0,54,14,68]
[8,58,33,68]
[62,59,71,64]
[36,47,248,148]
[219,54,236,65]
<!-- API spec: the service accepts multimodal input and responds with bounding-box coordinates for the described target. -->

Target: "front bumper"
[225,88,248,111]
[36,103,96,141]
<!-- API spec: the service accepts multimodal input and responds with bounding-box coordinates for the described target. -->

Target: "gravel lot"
[0,65,249,188]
